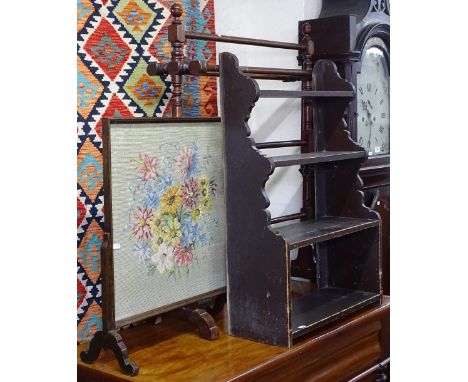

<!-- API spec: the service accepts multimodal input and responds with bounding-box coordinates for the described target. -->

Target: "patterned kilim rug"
[77,0,218,344]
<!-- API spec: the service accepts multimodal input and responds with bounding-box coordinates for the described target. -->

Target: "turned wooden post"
[300,22,315,218]
[167,3,187,117]
[293,22,316,281]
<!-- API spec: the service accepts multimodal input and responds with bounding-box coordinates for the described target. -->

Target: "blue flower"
[143,182,159,208]
[181,219,195,247]
[186,149,198,179]
[181,219,207,248]
[134,242,152,264]
[156,174,173,194]
[181,233,191,248]
[197,230,207,245]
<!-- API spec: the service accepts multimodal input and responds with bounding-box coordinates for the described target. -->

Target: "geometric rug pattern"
[77,0,218,343]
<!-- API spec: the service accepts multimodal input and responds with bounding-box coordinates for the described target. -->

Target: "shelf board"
[270,151,365,167]
[272,217,378,250]
[291,287,380,339]
[259,90,354,98]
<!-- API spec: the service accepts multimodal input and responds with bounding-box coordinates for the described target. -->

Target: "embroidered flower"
[151,235,164,254]
[162,216,183,247]
[156,175,173,192]
[132,207,153,240]
[174,244,193,266]
[150,213,164,232]
[181,220,207,248]
[144,183,159,208]
[135,153,158,181]
[181,219,195,248]
[150,214,165,252]
[199,196,213,212]
[134,242,152,264]
[181,177,200,209]
[191,207,201,221]
[199,178,208,194]
[175,147,197,178]
[150,243,175,274]
[160,184,181,214]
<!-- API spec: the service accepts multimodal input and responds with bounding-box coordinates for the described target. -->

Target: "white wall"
[214,0,322,219]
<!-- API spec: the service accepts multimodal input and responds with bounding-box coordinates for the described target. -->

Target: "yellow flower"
[191,207,201,221]
[162,216,182,247]
[151,235,165,253]
[150,214,163,232]
[199,178,208,198]
[150,214,165,252]
[199,196,212,212]
[161,185,181,214]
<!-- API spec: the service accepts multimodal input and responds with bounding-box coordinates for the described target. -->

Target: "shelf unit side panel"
[220,52,291,347]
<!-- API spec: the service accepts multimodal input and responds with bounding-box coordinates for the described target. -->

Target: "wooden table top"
[77,296,389,382]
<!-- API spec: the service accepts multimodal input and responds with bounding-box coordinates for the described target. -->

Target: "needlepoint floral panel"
[109,120,226,323]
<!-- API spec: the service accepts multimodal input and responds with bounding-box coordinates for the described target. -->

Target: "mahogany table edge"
[77,296,389,382]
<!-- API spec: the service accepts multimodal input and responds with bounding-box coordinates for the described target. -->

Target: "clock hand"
[360,99,374,150]
[367,109,373,150]
[367,100,373,110]
[365,104,372,122]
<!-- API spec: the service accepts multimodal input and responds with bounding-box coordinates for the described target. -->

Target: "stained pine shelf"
[269,151,366,167]
[259,90,354,98]
[271,217,379,250]
[291,287,380,338]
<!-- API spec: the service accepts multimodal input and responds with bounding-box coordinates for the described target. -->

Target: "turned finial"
[301,23,314,56]
[302,22,312,37]
[171,3,183,19]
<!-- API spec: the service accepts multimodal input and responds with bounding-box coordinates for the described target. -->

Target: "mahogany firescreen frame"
[80,117,226,375]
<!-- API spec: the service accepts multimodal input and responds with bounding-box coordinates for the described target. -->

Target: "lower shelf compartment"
[273,217,379,250]
[291,287,380,339]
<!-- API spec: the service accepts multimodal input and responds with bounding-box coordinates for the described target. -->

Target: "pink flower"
[175,148,192,178]
[180,178,200,208]
[132,207,153,240]
[136,153,157,181]
[174,244,193,266]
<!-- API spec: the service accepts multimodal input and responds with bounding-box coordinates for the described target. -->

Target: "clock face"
[356,37,390,156]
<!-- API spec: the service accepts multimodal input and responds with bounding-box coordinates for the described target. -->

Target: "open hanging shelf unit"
[220,52,382,347]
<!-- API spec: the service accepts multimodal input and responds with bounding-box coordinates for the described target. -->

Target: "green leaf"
[147,263,157,276]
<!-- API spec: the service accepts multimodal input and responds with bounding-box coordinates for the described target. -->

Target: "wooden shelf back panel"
[291,287,380,338]
[270,151,366,167]
[259,90,354,98]
[272,217,378,250]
